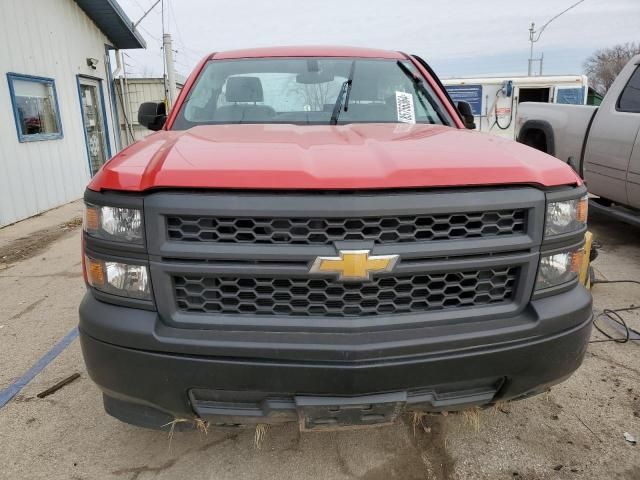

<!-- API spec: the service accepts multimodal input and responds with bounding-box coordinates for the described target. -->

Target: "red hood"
[89,124,580,191]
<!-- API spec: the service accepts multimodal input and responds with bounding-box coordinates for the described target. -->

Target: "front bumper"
[79,284,592,429]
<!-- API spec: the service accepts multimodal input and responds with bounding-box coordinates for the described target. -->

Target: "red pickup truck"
[79,46,592,430]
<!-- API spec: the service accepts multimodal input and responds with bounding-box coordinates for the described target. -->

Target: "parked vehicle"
[443,74,589,140]
[516,55,640,223]
[79,46,592,431]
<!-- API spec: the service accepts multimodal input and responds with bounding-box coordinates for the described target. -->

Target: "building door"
[78,77,110,176]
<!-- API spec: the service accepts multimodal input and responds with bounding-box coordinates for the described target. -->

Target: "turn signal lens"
[576,195,588,224]
[86,256,105,286]
[570,248,584,274]
[83,205,100,232]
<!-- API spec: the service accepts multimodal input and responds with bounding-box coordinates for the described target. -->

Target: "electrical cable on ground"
[589,279,640,344]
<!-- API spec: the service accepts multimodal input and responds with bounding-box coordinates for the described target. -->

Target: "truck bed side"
[516,103,598,174]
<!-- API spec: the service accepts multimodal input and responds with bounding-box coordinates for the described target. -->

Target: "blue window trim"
[6,72,64,143]
[76,74,113,176]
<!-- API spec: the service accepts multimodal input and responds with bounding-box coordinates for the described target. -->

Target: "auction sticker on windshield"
[395,91,416,124]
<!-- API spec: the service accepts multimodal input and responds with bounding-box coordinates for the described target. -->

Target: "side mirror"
[456,101,476,130]
[138,102,167,131]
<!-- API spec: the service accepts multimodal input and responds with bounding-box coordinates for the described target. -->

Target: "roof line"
[105,0,146,48]
[73,0,146,49]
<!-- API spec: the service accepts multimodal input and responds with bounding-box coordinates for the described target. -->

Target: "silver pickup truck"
[516,55,640,219]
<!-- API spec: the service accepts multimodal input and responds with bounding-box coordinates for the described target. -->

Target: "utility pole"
[527,0,585,76]
[528,23,535,76]
[163,33,178,109]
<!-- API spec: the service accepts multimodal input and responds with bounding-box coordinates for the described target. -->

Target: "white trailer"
[442,75,588,140]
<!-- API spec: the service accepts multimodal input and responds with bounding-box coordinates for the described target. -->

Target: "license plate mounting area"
[295,392,407,431]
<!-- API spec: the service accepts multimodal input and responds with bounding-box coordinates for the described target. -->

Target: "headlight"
[85,256,151,300]
[545,195,588,237]
[535,246,583,291]
[84,203,143,243]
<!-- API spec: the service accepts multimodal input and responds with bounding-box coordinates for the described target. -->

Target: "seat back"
[215,76,275,121]
[225,76,264,103]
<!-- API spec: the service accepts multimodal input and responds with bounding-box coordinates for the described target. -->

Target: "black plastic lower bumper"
[79,286,592,429]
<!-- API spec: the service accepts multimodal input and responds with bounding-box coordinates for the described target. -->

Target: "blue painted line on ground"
[0,327,79,409]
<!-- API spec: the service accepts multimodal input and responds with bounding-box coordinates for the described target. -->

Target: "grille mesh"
[174,267,518,317]
[166,210,526,245]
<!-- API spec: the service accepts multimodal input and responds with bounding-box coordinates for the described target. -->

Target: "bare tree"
[584,42,640,95]
[297,83,334,111]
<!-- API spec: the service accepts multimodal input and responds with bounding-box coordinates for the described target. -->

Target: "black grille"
[166,210,526,245]
[174,267,518,317]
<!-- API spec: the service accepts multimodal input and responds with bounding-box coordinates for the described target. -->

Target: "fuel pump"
[492,80,515,131]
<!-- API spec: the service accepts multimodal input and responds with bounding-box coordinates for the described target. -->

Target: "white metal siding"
[115,78,183,145]
[0,0,120,226]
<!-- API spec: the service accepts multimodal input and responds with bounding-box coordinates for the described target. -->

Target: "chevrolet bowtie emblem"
[310,250,399,281]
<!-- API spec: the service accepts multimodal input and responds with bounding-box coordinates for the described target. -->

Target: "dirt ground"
[0,205,638,480]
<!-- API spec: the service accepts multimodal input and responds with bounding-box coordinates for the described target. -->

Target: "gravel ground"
[0,207,638,480]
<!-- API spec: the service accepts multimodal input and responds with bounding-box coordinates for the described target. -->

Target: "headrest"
[225,76,264,103]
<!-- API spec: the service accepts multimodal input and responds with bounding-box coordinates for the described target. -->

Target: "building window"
[7,73,63,142]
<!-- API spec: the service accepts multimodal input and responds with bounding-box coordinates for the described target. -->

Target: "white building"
[0,0,145,227]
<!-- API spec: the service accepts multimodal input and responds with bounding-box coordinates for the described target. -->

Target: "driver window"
[618,67,640,113]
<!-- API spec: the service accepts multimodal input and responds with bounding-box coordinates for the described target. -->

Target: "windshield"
[171,58,453,128]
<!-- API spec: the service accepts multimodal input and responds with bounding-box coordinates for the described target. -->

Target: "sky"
[116,0,640,79]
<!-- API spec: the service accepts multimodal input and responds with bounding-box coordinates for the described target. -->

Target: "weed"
[462,407,481,433]
[254,424,269,450]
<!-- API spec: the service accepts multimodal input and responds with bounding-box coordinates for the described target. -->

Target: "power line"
[138,24,161,43]
[133,0,162,28]
[130,0,148,14]
[166,0,207,61]
[173,48,201,64]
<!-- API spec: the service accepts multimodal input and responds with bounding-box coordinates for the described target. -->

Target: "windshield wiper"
[330,60,356,125]
[396,60,446,124]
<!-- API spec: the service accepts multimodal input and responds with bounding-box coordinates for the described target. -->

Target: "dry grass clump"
[491,400,511,415]
[194,418,210,435]
[462,407,481,433]
[410,411,432,436]
[162,417,210,449]
[410,407,483,435]
[161,417,271,451]
[254,423,269,450]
